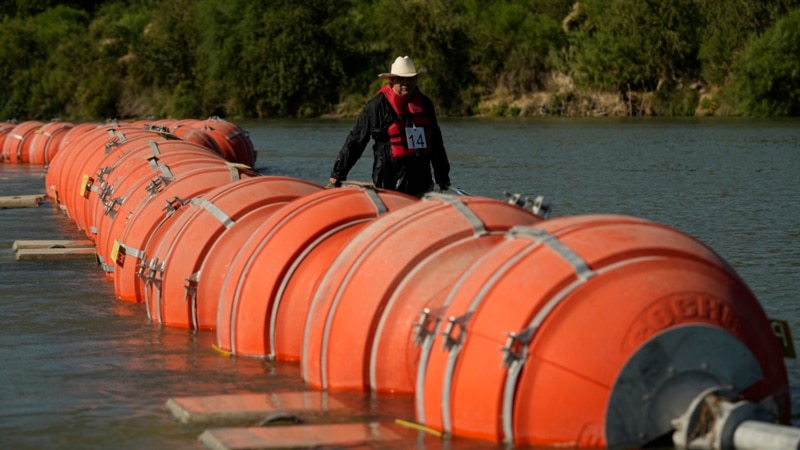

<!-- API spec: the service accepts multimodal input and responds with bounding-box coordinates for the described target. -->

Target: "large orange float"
[44,122,102,199]
[214,186,418,359]
[270,220,368,361]
[60,125,145,219]
[31,118,793,448]
[26,120,74,165]
[301,193,542,392]
[46,123,142,215]
[111,162,258,301]
[167,118,204,130]
[0,122,16,157]
[2,120,43,163]
[91,142,229,271]
[79,133,181,239]
[141,176,322,328]
[77,131,219,238]
[413,214,789,447]
[68,129,167,231]
[200,116,256,167]
[168,123,223,158]
[369,233,509,394]
[193,205,290,331]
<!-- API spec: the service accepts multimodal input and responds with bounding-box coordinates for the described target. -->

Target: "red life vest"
[379,84,433,159]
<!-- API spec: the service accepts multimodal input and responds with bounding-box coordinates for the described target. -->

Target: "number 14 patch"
[406,127,427,150]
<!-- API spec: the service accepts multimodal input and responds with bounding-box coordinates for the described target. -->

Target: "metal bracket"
[103,195,124,218]
[500,326,536,368]
[413,306,445,347]
[503,190,553,218]
[104,137,122,154]
[671,387,787,450]
[146,175,170,195]
[441,311,473,352]
[162,196,188,217]
[184,272,199,303]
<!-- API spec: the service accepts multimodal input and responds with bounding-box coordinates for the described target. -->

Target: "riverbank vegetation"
[1,0,799,120]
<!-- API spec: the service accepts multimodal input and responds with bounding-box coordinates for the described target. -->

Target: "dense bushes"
[732,8,800,116]
[0,0,798,119]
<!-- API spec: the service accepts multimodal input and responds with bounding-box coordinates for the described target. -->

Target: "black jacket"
[330,88,450,197]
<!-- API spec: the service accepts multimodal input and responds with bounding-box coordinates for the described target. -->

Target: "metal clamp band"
[191,198,234,228]
[148,140,162,156]
[121,243,145,260]
[362,186,388,215]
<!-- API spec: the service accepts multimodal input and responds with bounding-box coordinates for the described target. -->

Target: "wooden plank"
[12,240,95,252]
[166,392,350,425]
[0,194,45,209]
[15,247,97,261]
[198,423,402,450]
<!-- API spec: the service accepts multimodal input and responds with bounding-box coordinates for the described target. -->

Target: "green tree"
[195,0,349,118]
[564,0,702,92]
[0,0,103,18]
[126,0,200,117]
[464,0,564,96]
[0,6,96,119]
[72,0,150,119]
[732,7,800,116]
[2,0,800,119]
[697,0,800,85]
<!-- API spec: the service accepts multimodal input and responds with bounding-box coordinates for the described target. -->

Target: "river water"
[0,117,798,449]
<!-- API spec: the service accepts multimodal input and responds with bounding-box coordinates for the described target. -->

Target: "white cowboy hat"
[378,56,428,78]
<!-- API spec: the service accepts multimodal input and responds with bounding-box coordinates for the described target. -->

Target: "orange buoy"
[168,125,223,157]
[2,120,43,163]
[200,117,256,167]
[141,176,323,328]
[193,204,288,331]
[301,194,543,391]
[369,233,509,394]
[26,120,74,165]
[79,133,184,238]
[45,122,101,199]
[95,157,230,276]
[47,123,141,215]
[0,122,19,162]
[58,125,139,218]
[85,139,222,240]
[0,121,15,133]
[111,163,258,302]
[214,186,418,359]
[271,221,368,361]
[413,214,789,447]
[91,141,229,268]
[69,129,166,231]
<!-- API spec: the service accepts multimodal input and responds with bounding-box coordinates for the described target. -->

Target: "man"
[328,56,451,197]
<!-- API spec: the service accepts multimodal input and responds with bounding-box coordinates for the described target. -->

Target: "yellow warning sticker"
[79,174,89,197]
[111,240,122,266]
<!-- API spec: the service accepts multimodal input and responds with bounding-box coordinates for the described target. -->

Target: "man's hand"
[327,177,342,188]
